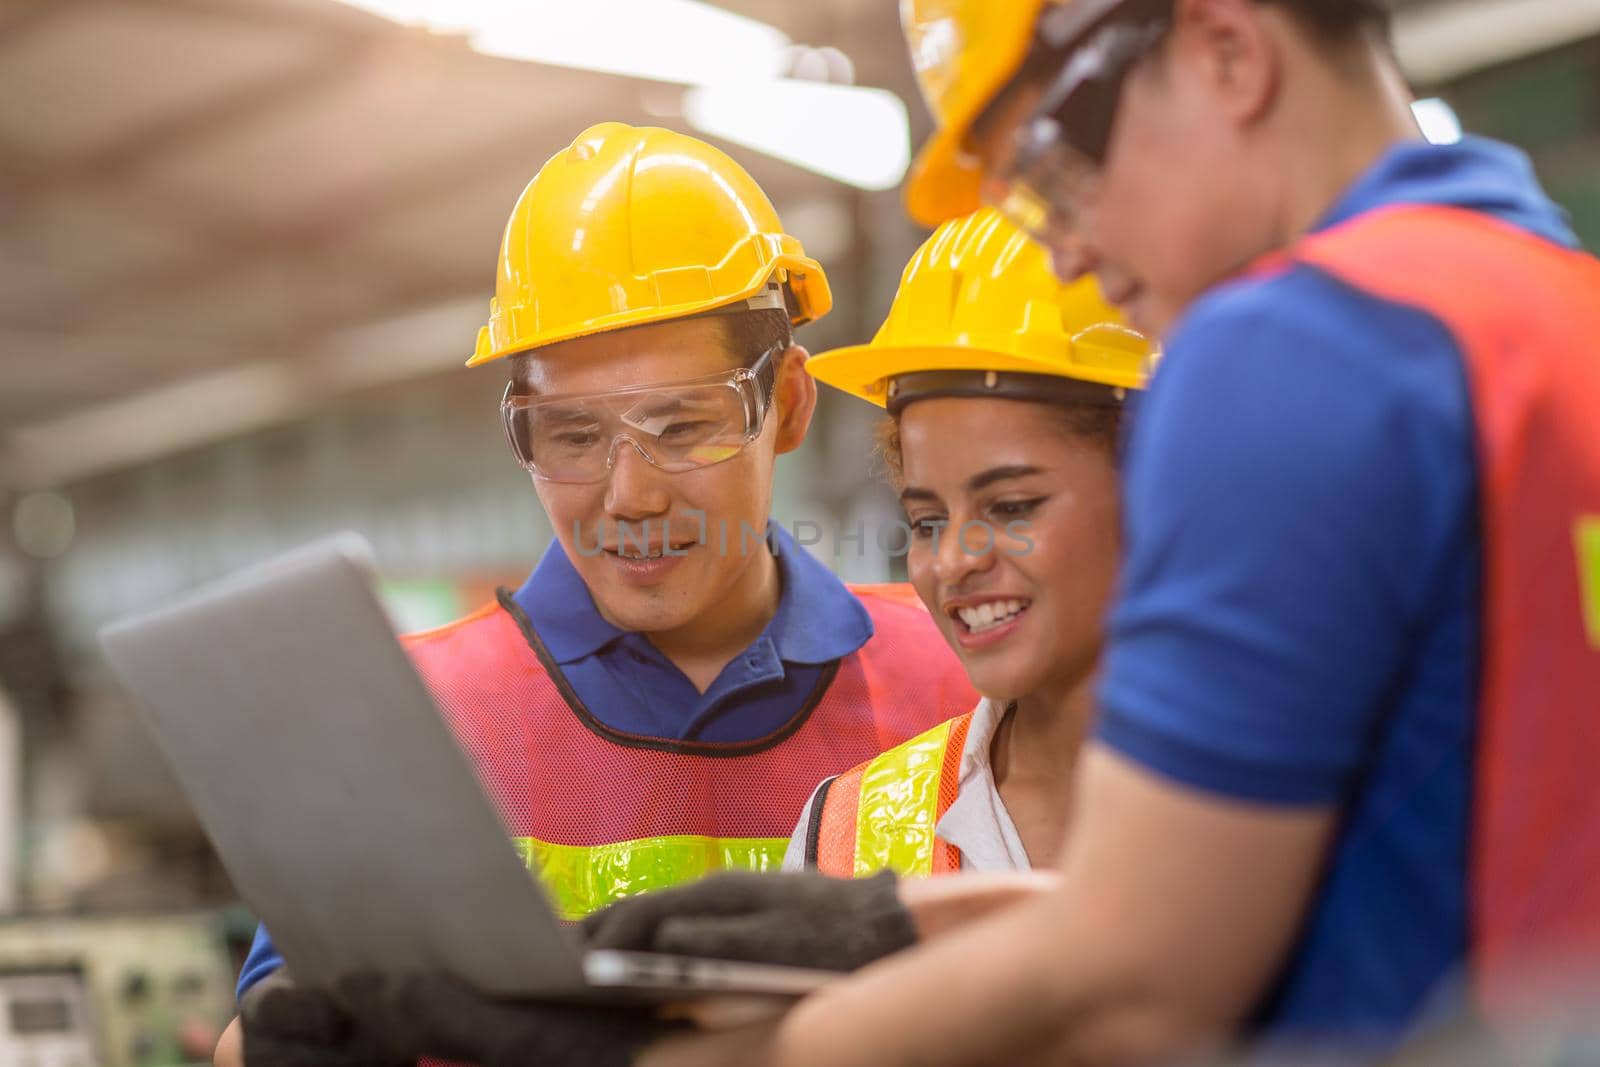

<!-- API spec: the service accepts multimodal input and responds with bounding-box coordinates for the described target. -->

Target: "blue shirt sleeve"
[1096,265,1476,805]
[236,924,284,1003]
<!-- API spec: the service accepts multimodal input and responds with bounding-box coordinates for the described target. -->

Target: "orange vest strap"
[812,712,975,878]
[814,766,866,877]
[931,713,973,874]
[1280,204,1600,1016]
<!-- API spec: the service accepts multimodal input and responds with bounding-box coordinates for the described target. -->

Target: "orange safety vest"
[809,711,975,878]
[1262,204,1600,1018]
[403,583,977,919]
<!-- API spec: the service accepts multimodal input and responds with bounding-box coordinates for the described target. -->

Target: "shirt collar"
[955,696,1011,782]
[1315,135,1578,249]
[936,698,1032,873]
[511,522,873,667]
[765,523,874,665]
[512,539,627,663]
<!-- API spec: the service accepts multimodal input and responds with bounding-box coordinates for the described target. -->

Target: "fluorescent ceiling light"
[685,80,911,191]
[1411,98,1463,145]
[2,298,483,488]
[1394,0,1600,84]
[332,0,790,85]
[328,0,908,191]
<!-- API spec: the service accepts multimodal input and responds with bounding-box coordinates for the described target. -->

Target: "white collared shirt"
[782,697,1032,873]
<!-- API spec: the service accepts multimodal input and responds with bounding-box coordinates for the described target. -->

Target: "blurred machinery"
[0,910,234,1067]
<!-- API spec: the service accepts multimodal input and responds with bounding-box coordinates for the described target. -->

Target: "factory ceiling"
[1,0,1595,489]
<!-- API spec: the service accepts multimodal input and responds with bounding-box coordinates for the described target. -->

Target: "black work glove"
[336,971,659,1067]
[582,869,918,972]
[240,975,408,1067]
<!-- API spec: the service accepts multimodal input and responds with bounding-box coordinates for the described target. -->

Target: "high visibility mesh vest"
[808,711,974,878]
[1262,204,1600,1018]
[402,583,977,919]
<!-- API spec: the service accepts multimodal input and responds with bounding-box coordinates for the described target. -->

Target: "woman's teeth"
[957,599,1028,634]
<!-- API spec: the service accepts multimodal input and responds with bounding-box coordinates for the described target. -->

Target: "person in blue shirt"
[416,2,1595,1066]
[222,124,974,1067]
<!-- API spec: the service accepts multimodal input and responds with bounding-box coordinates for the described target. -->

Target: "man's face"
[975,2,1279,335]
[513,316,811,637]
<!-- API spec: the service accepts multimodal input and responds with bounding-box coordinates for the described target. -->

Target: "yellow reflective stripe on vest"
[1578,517,1600,649]
[513,835,789,919]
[852,719,956,877]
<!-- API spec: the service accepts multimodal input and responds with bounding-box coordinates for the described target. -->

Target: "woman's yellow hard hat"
[470,123,831,367]
[807,208,1153,410]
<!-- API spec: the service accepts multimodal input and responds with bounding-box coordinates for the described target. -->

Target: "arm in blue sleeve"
[236,924,284,1003]
[1096,267,1474,805]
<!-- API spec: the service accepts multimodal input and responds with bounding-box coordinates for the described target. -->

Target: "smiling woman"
[788,207,1154,877]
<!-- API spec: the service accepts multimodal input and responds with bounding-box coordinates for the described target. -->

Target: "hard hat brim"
[809,341,1140,408]
[904,115,986,230]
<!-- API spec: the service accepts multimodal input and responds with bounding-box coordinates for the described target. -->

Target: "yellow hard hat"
[469,123,832,367]
[807,208,1151,408]
[901,0,1126,227]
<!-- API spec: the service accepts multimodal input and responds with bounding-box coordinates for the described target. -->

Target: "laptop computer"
[98,534,838,1004]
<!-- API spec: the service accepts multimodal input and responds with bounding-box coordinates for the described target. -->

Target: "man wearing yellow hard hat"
[217,123,975,1066]
[567,0,1600,1063]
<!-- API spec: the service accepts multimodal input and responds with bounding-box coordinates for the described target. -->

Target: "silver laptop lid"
[99,535,585,997]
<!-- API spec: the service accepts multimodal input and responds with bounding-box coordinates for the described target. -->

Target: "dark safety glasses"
[985,10,1171,252]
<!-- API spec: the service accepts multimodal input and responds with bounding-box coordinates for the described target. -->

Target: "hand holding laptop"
[240,974,409,1067]
[240,957,805,1067]
[583,869,918,972]
[243,971,662,1067]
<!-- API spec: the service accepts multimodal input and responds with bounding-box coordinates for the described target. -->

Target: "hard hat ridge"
[807,208,1153,408]
[469,123,831,368]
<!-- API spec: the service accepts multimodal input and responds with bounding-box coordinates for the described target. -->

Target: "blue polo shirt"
[512,524,873,741]
[1096,135,1580,1053]
[237,523,873,1000]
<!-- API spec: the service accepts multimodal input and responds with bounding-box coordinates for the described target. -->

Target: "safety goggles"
[984,10,1171,251]
[501,346,779,484]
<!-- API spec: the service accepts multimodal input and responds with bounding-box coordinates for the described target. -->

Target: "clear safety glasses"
[984,14,1170,252]
[501,346,779,484]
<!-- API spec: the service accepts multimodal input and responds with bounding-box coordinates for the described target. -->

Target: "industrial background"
[0,0,1597,1062]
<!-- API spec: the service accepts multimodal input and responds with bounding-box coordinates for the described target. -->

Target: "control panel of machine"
[0,911,235,1067]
